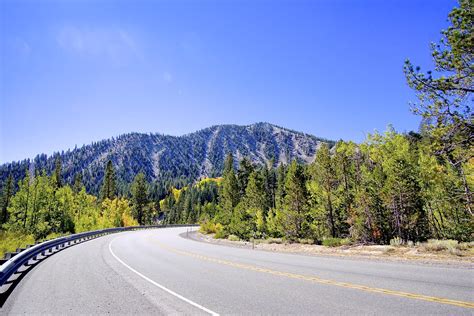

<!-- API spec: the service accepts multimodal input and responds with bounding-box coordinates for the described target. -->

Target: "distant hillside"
[0,122,334,195]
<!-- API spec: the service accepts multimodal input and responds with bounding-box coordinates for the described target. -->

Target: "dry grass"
[421,239,474,257]
[228,234,240,241]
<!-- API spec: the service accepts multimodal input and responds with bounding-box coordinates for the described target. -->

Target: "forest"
[163,126,472,244]
[0,0,472,252]
[0,159,151,256]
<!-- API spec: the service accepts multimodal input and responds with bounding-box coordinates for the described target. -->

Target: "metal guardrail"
[0,224,198,287]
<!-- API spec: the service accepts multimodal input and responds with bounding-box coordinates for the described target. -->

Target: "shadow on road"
[0,239,95,308]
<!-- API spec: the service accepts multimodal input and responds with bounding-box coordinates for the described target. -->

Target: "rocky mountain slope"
[0,123,333,194]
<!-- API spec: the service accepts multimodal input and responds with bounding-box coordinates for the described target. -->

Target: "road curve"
[2,227,473,315]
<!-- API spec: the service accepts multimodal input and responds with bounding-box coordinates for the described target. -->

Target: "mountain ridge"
[0,122,334,195]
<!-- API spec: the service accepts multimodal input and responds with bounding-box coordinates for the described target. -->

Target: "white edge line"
[109,236,219,316]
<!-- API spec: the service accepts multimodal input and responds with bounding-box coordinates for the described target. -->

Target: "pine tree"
[52,156,62,189]
[237,157,254,198]
[223,153,234,175]
[73,172,83,193]
[281,161,308,239]
[334,141,357,237]
[100,160,117,200]
[244,171,266,234]
[183,193,194,223]
[131,172,148,225]
[419,144,473,241]
[244,172,265,210]
[275,163,287,211]
[263,162,277,210]
[7,170,31,231]
[163,193,176,224]
[352,146,391,243]
[311,143,338,237]
[404,0,473,215]
[0,174,13,225]
[218,154,239,225]
[377,130,428,241]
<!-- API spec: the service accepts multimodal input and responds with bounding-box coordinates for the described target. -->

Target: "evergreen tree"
[131,172,149,225]
[280,161,308,239]
[237,157,254,198]
[218,154,239,225]
[0,174,14,225]
[377,131,428,241]
[263,162,277,210]
[183,192,194,223]
[16,170,31,230]
[73,172,84,193]
[352,146,391,243]
[163,192,177,224]
[100,160,117,200]
[275,163,287,211]
[311,143,338,237]
[223,153,235,175]
[334,141,357,237]
[418,143,473,241]
[404,0,473,215]
[243,171,267,234]
[52,156,62,189]
[244,171,265,210]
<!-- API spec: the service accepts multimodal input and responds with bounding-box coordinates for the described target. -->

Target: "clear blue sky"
[0,0,456,163]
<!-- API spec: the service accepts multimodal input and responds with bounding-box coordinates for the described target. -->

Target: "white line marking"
[109,236,219,316]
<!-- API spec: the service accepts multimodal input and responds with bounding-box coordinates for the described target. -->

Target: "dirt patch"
[186,231,474,269]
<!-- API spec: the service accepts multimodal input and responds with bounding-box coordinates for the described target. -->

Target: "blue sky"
[0,0,456,163]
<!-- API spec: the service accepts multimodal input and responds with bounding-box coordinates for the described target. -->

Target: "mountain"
[0,123,334,195]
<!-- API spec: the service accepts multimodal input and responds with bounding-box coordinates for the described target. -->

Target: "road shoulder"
[185,231,474,269]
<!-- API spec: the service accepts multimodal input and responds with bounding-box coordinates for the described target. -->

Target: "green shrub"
[266,237,283,244]
[199,221,217,234]
[322,237,349,247]
[390,237,403,246]
[340,238,351,246]
[423,239,459,252]
[228,234,240,241]
[214,223,227,239]
[298,238,314,245]
[0,231,35,258]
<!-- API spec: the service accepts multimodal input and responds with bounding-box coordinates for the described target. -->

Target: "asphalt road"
[2,227,473,315]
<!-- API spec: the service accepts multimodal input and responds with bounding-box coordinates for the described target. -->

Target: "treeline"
[0,122,329,198]
[160,178,220,225]
[0,159,159,240]
[161,128,472,243]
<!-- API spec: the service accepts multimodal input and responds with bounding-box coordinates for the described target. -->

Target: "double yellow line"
[148,235,474,309]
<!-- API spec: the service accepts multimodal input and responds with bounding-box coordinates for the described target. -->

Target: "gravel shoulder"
[187,231,474,269]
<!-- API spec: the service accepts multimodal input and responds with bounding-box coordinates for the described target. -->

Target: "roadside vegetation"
[176,1,473,247]
[197,232,474,263]
[0,160,154,258]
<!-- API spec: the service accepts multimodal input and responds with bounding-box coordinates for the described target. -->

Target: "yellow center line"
[147,234,474,309]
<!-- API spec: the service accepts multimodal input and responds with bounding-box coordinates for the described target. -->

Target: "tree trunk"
[459,166,473,216]
[327,193,336,237]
